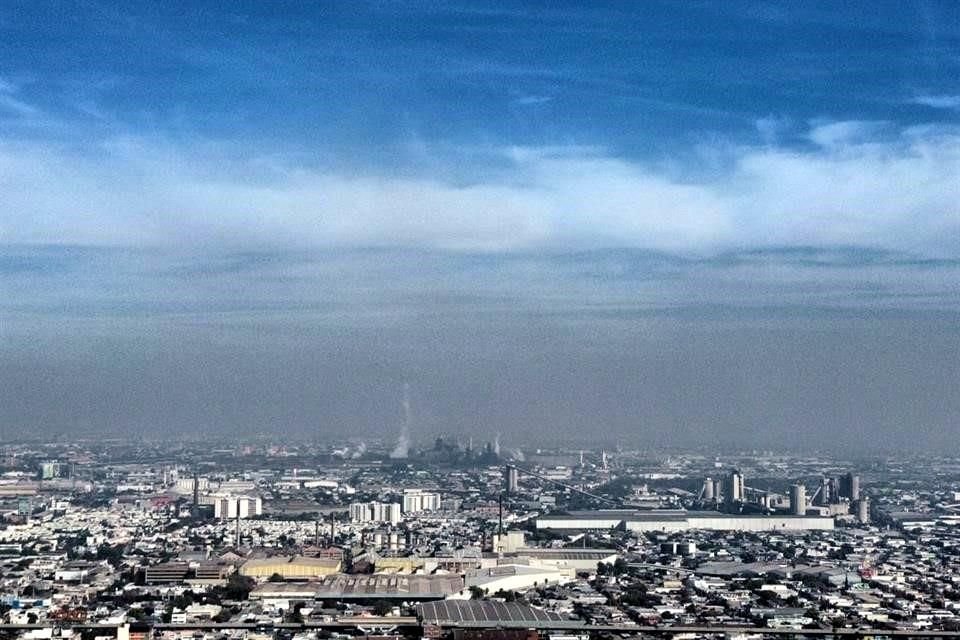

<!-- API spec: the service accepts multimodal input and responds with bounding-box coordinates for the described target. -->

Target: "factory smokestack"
[390,382,412,459]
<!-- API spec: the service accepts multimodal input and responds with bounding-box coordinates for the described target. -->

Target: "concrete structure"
[350,501,401,524]
[790,484,807,516]
[175,477,209,494]
[724,470,744,505]
[402,489,441,513]
[841,473,861,501]
[212,495,262,520]
[702,477,714,501]
[536,509,835,532]
[505,466,519,493]
[492,530,526,554]
[144,562,190,584]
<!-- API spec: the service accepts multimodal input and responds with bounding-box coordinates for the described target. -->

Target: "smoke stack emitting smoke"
[350,441,367,459]
[390,382,411,459]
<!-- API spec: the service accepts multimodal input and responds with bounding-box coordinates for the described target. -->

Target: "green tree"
[612,558,629,576]
[223,574,255,600]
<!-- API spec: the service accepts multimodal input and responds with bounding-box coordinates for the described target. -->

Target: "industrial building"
[505,466,519,493]
[536,509,835,532]
[143,562,189,584]
[465,563,574,593]
[212,495,262,520]
[417,600,574,628]
[248,573,465,603]
[239,555,342,579]
[501,548,619,572]
[724,470,745,505]
[790,484,807,516]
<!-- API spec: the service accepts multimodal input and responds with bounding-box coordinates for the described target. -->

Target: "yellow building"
[240,555,341,580]
[373,556,425,574]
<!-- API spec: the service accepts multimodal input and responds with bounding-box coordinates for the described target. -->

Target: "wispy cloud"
[0,78,39,116]
[514,95,554,106]
[912,94,960,110]
[807,120,890,148]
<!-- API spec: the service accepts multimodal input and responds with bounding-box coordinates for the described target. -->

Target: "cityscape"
[4,437,960,639]
[3,1,960,640]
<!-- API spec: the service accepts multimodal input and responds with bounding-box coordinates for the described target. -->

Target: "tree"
[468,586,485,599]
[492,589,516,603]
[286,603,304,623]
[268,572,285,582]
[612,558,629,576]
[172,593,194,611]
[372,600,393,616]
[223,573,255,600]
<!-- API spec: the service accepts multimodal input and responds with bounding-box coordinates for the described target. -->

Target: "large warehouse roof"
[417,600,574,627]
[250,573,464,600]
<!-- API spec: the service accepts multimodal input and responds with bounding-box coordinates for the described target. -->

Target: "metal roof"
[417,600,571,626]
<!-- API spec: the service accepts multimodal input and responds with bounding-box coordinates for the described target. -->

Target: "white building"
[174,477,210,494]
[213,495,262,520]
[350,501,401,524]
[402,489,441,514]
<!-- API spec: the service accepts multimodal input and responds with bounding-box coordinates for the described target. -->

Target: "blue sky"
[4,1,960,154]
[1,2,960,447]
[1,1,959,253]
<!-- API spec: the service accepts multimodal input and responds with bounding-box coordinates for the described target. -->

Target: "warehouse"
[537,509,834,532]
[249,573,465,603]
[239,555,341,579]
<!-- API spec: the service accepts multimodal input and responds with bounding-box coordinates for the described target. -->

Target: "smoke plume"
[390,383,412,459]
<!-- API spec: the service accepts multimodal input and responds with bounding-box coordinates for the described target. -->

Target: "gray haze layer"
[2,246,958,452]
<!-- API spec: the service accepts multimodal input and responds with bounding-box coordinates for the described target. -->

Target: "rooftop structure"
[417,600,573,627]
[249,573,465,601]
[536,509,835,532]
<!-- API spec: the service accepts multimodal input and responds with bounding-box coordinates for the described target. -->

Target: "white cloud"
[0,121,959,254]
[807,120,889,148]
[912,94,960,110]
[514,95,554,106]
[754,115,792,146]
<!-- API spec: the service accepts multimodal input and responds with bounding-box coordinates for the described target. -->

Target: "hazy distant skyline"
[2,2,959,450]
